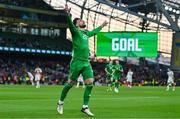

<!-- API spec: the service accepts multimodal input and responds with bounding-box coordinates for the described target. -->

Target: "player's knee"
[85,83,93,89]
[84,78,94,85]
[67,80,76,85]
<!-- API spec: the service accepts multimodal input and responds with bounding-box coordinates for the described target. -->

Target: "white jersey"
[167,71,174,83]
[35,67,42,75]
[126,71,133,82]
[27,72,34,80]
[77,75,84,82]
[34,67,42,81]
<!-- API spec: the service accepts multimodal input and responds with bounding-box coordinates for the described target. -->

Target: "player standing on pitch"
[27,71,34,86]
[57,5,108,117]
[105,60,114,91]
[34,66,42,88]
[166,68,175,91]
[113,60,123,93]
[126,68,133,88]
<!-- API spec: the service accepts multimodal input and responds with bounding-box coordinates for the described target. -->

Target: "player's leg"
[36,80,40,88]
[81,64,94,117]
[114,79,119,93]
[30,77,34,86]
[57,79,75,114]
[107,76,112,91]
[130,81,132,88]
[172,82,176,91]
[76,81,80,88]
[127,80,130,87]
[110,77,115,90]
[113,74,120,93]
[57,60,79,114]
[166,82,171,91]
[35,76,40,88]
[128,79,132,88]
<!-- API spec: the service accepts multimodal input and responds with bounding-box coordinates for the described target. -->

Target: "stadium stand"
[0,55,179,86]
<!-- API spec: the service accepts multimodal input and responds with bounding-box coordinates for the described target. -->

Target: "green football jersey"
[113,64,123,77]
[67,15,102,61]
[105,63,114,75]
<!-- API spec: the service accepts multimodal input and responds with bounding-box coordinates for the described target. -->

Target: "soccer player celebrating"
[105,60,114,91]
[113,60,123,93]
[126,68,133,88]
[166,68,175,91]
[57,5,108,117]
[76,74,85,88]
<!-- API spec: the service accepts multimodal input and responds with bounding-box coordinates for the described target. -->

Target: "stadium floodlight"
[37,50,41,53]
[47,50,51,54]
[164,4,180,15]
[52,51,56,54]
[15,48,20,51]
[26,49,31,52]
[4,47,9,51]
[10,47,15,51]
[61,51,65,55]
[42,50,46,53]
[173,9,176,13]
[21,48,26,52]
[168,7,173,11]
[176,10,180,14]
[165,6,169,10]
[31,49,36,53]
[56,51,61,54]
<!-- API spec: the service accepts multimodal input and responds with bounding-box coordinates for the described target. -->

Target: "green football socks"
[60,83,73,101]
[83,84,93,105]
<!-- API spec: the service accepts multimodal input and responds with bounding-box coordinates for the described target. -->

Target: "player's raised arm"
[87,20,108,37]
[64,5,78,35]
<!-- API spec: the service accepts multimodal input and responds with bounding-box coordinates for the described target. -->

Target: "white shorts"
[35,75,41,81]
[167,79,174,84]
[127,78,132,83]
[77,78,84,82]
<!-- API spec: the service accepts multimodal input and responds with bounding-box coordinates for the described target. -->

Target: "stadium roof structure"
[43,0,180,65]
[44,0,180,32]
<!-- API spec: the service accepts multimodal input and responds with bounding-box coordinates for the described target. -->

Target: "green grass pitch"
[0,85,180,119]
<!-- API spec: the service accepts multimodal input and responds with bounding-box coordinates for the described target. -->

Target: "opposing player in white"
[166,68,175,91]
[27,71,34,86]
[126,69,133,88]
[34,66,42,88]
[76,74,85,88]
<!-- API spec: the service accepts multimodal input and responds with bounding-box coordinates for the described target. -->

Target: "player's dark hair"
[73,18,80,26]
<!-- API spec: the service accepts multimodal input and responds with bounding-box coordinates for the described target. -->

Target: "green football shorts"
[68,59,94,80]
[113,74,121,80]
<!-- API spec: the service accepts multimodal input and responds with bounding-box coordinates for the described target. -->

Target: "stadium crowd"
[0,56,180,86]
